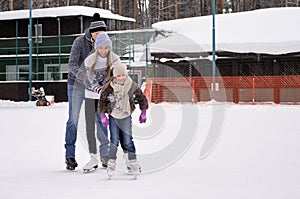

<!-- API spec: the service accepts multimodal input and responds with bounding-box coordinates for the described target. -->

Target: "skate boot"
[123,152,130,170]
[106,159,116,179]
[128,159,141,179]
[83,153,98,173]
[100,156,109,168]
[65,157,78,170]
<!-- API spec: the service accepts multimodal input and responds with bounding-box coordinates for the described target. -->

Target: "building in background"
[147,7,300,103]
[0,6,136,101]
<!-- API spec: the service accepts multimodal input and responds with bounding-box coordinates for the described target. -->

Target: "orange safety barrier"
[144,78,153,103]
[145,76,300,104]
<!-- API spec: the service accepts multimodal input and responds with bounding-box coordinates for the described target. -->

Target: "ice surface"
[0,100,300,199]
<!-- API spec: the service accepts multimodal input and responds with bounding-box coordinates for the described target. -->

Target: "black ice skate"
[101,156,109,168]
[65,157,78,170]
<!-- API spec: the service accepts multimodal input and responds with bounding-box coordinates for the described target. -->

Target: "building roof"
[0,5,135,22]
[151,7,300,55]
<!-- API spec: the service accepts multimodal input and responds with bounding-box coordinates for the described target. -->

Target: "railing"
[0,29,155,81]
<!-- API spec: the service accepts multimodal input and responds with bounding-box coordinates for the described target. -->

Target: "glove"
[100,114,109,127]
[83,76,92,88]
[139,110,147,123]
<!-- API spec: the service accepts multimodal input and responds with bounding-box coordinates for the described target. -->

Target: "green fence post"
[29,0,33,101]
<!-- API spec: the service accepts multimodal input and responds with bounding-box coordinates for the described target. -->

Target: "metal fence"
[0,29,155,82]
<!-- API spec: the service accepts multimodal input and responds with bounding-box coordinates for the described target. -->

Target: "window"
[44,64,68,80]
[128,70,142,86]
[6,65,29,81]
[28,24,42,44]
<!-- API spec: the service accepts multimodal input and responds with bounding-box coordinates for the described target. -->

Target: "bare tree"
[137,0,150,28]
[0,0,8,11]
[1,0,298,28]
[44,0,50,7]
[227,0,292,12]
[96,0,110,9]
[8,0,13,10]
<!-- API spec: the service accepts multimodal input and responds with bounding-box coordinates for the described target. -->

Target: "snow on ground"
[0,100,300,199]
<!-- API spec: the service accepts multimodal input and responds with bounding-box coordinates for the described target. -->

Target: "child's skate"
[106,159,116,179]
[128,159,140,179]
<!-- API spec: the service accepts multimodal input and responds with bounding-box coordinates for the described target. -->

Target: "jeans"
[85,98,109,157]
[65,84,85,158]
[108,115,136,160]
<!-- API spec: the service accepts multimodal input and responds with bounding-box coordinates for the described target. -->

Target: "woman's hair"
[87,48,113,81]
[100,79,112,94]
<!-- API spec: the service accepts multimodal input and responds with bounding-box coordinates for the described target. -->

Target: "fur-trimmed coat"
[98,80,148,115]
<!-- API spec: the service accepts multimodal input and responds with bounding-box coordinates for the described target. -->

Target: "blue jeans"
[108,115,136,160]
[65,84,85,158]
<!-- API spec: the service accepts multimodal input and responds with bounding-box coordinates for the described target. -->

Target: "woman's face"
[97,46,110,58]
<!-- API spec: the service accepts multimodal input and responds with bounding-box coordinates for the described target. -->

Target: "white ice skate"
[83,153,98,173]
[128,159,141,179]
[106,159,116,179]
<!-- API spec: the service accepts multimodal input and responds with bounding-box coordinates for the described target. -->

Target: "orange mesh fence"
[145,76,300,104]
[144,78,153,103]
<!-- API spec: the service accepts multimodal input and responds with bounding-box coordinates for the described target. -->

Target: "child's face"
[97,46,110,58]
[115,74,127,82]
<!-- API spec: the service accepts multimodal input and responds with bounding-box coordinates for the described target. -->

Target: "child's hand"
[139,110,147,123]
[100,114,109,127]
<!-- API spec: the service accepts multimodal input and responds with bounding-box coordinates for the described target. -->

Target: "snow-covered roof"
[0,6,135,22]
[121,47,150,67]
[151,7,300,55]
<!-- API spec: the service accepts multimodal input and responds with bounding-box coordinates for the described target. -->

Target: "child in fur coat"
[98,62,148,174]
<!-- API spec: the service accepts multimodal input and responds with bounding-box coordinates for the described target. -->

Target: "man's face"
[91,31,104,41]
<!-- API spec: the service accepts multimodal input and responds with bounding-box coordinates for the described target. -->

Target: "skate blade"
[82,165,98,173]
[82,168,96,173]
[107,168,115,179]
[126,170,140,179]
[66,166,76,170]
[102,164,108,168]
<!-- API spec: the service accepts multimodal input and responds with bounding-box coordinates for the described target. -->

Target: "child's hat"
[113,62,127,77]
[94,32,112,49]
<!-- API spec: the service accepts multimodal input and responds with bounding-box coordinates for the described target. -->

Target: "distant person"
[64,13,106,170]
[98,62,149,178]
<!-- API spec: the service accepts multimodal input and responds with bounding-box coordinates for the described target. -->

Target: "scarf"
[110,76,132,119]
